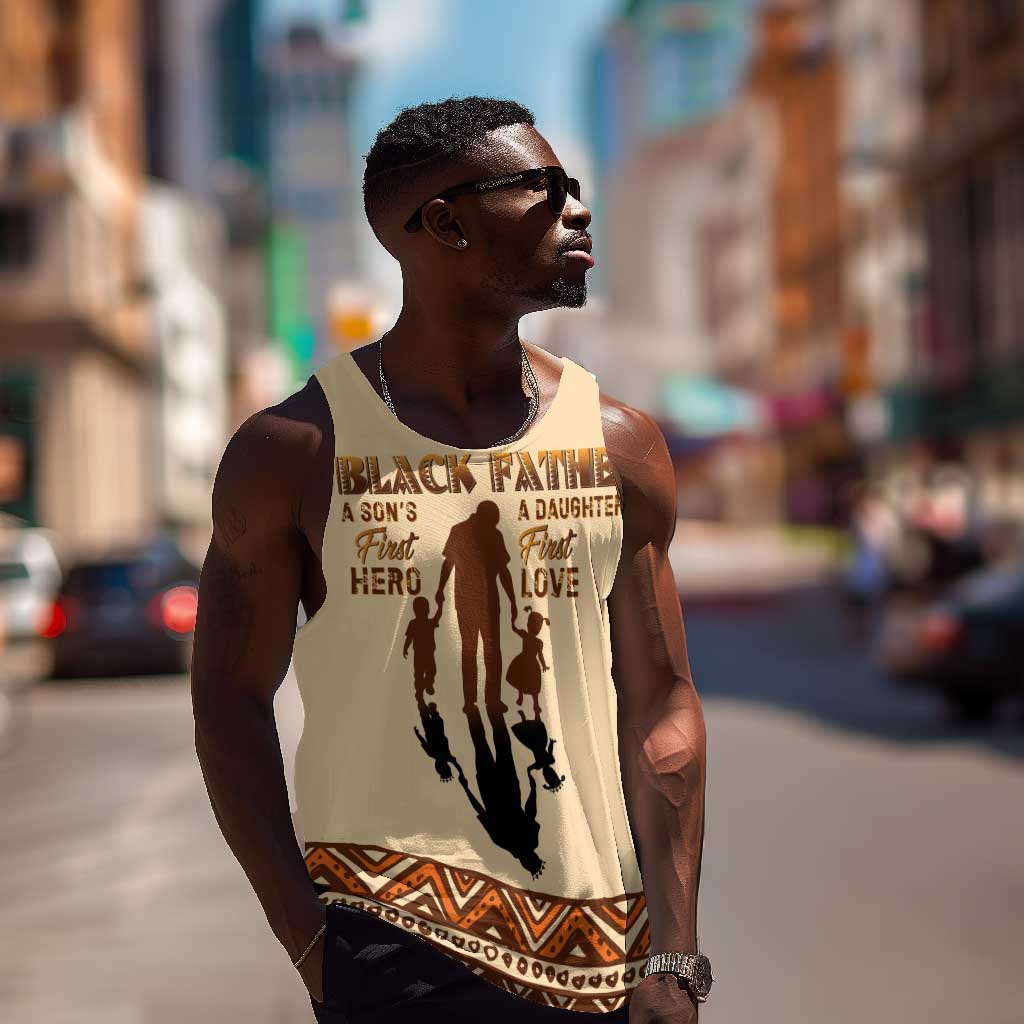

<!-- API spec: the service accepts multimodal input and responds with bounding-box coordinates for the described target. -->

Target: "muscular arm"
[190,396,327,999]
[605,402,707,1017]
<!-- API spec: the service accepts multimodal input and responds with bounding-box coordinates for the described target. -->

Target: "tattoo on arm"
[220,504,248,547]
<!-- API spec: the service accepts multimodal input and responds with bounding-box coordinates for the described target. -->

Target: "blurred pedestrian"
[841,485,895,645]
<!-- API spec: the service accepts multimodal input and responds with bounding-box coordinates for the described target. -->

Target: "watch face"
[691,956,713,998]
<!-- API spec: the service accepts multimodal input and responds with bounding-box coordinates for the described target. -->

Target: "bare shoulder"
[599,388,677,552]
[212,378,330,542]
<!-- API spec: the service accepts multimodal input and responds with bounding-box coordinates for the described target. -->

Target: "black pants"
[310,902,632,1023]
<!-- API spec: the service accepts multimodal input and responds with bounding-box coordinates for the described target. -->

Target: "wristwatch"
[640,950,714,1002]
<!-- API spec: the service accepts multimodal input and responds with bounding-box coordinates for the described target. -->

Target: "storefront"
[659,372,786,523]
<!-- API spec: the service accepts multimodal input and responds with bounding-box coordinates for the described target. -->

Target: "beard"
[479,242,589,310]
[483,265,588,309]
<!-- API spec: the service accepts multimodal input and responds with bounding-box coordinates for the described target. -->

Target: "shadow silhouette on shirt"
[435,499,515,713]
[505,605,550,716]
[511,710,566,793]
[455,704,546,878]
[413,700,459,783]
[403,594,443,703]
[400,499,570,878]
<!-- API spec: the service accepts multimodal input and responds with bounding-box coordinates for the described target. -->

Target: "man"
[192,95,709,1022]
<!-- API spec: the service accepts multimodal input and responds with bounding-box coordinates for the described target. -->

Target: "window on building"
[970,0,1019,51]
[923,5,955,97]
[967,166,996,367]
[49,0,79,16]
[0,206,37,270]
[49,0,81,106]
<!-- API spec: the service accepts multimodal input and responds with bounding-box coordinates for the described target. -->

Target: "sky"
[259,0,623,307]
[260,0,622,162]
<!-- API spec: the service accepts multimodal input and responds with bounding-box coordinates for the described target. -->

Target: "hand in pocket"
[309,903,361,1012]
[299,937,326,1003]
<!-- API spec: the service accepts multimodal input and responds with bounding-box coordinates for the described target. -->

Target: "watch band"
[641,950,714,1002]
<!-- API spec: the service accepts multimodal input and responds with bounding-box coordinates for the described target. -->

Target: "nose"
[561,193,591,228]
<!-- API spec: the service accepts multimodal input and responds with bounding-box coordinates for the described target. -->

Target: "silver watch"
[640,950,714,1002]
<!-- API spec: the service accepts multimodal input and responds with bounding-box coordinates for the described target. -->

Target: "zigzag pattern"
[305,840,649,1013]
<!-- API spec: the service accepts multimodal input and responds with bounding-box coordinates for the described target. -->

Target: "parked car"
[876,558,1024,720]
[41,538,199,679]
[0,526,61,643]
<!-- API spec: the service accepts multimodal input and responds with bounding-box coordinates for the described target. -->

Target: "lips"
[561,238,594,267]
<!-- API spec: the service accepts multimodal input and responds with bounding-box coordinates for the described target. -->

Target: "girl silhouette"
[505,605,550,715]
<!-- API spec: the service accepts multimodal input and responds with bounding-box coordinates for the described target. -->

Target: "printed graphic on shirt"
[338,446,621,602]
[332,451,621,881]
[297,359,643,1013]
[301,432,638,1007]
[411,500,561,880]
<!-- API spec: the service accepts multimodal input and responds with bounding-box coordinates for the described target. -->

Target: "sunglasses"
[403,165,582,233]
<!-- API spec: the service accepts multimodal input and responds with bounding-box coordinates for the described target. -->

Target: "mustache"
[559,236,590,254]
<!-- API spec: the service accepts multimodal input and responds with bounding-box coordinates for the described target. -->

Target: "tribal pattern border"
[304,840,650,1013]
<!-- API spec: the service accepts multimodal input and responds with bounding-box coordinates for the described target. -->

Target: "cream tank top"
[293,346,648,1013]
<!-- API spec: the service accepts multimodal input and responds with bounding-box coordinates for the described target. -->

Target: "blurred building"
[0,0,151,554]
[601,97,778,395]
[136,1,375,432]
[551,0,789,522]
[138,0,370,428]
[139,0,290,434]
[140,186,229,563]
[836,0,924,418]
[830,0,929,535]
[262,22,364,372]
[590,0,755,175]
[586,0,756,296]
[894,0,1024,524]
[0,0,230,564]
[548,91,783,522]
[746,0,854,524]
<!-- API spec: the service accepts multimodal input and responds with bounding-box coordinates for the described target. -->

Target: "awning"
[659,373,770,437]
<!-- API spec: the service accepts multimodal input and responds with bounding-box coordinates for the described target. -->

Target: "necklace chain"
[377,334,540,448]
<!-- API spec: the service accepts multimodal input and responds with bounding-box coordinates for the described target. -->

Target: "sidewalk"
[669,518,845,600]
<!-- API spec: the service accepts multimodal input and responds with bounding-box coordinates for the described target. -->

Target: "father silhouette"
[435,500,518,713]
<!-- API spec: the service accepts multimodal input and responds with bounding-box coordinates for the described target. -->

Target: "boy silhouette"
[403,594,444,702]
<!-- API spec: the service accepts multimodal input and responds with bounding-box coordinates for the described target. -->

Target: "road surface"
[0,583,1021,1023]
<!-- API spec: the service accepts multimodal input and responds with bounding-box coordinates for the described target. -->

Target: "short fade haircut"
[362,95,536,243]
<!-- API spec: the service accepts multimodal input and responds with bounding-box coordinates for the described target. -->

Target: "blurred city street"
[4,0,1024,1020]
[1,565,1021,1024]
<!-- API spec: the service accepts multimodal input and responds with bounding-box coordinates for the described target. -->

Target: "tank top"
[293,346,649,1014]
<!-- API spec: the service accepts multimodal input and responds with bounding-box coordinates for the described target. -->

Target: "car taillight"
[916,611,964,653]
[38,599,68,639]
[152,585,198,635]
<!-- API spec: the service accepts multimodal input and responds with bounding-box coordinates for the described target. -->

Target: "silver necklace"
[377,334,540,447]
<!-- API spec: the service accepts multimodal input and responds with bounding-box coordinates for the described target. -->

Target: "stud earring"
[457,238,467,248]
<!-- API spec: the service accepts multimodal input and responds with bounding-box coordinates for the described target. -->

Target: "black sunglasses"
[403,165,582,233]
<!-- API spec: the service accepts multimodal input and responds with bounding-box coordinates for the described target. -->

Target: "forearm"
[194,691,323,960]
[619,680,707,954]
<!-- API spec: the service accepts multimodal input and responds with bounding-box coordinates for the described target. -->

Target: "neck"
[379,306,530,408]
